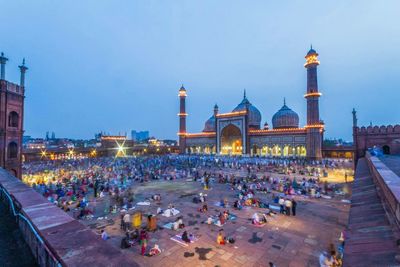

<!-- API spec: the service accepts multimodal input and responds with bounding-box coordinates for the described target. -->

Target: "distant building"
[131,130,149,142]
[0,52,27,178]
[25,139,46,150]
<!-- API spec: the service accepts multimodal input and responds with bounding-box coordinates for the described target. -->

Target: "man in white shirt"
[284,199,292,216]
[123,213,131,231]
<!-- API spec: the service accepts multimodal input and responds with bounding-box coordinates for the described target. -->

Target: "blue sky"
[1,0,399,141]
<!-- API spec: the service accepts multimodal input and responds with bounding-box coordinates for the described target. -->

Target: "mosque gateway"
[178,47,324,160]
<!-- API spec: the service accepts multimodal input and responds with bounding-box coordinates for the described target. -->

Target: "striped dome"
[272,100,299,129]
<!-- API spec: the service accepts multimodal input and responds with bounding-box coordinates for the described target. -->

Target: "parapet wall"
[0,168,138,267]
[365,153,400,228]
[356,124,400,134]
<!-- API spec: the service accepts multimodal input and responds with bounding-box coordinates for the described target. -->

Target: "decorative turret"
[0,52,8,80]
[352,108,357,128]
[18,58,28,87]
[214,103,219,116]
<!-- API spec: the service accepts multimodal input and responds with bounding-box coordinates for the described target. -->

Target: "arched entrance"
[383,145,390,155]
[220,124,242,155]
[8,142,18,159]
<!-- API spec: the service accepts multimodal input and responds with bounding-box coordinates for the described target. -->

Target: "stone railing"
[366,152,400,228]
[0,168,138,267]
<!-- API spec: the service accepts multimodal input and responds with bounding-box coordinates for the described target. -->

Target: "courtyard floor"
[79,169,351,267]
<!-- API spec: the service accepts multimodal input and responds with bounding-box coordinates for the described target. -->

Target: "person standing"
[284,199,292,216]
[140,230,148,256]
[292,199,297,216]
[279,197,285,214]
[123,212,131,231]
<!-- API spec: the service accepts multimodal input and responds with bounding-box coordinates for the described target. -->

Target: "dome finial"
[310,44,313,50]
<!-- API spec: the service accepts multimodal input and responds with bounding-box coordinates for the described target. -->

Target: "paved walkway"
[344,158,399,267]
[84,173,351,267]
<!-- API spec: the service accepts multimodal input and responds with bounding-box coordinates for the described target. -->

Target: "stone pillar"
[0,52,8,80]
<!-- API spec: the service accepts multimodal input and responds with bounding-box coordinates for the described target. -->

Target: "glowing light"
[40,150,47,158]
[305,124,325,129]
[177,132,187,136]
[115,140,127,157]
[249,128,306,135]
[304,54,320,67]
[101,136,126,141]
[185,132,216,138]
[304,92,322,98]
[178,91,187,97]
[177,113,188,116]
[68,149,74,155]
[216,111,247,118]
[90,149,97,157]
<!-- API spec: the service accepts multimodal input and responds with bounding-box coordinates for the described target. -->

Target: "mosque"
[178,47,324,160]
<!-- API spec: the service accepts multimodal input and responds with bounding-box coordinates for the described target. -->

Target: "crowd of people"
[22,154,349,264]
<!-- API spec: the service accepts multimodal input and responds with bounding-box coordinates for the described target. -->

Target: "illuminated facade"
[0,52,26,178]
[178,47,324,160]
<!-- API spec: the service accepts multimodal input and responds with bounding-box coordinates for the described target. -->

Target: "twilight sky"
[1,1,399,141]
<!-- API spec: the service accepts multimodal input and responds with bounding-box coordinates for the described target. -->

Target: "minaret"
[304,46,323,160]
[18,58,28,87]
[0,52,8,80]
[352,108,358,164]
[178,85,187,153]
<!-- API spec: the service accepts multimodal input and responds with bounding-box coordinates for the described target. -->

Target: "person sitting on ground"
[173,217,184,230]
[198,203,208,213]
[207,216,213,225]
[148,244,161,256]
[182,231,191,243]
[223,210,230,220]
[217,229,225,245]
[233,200,242,210]
[120,233,131,249]
[152,194,161,201]
[199,193,206,203]
[130,229,140,241]
[101,229,109,240]
[157,207,163,215]
[252,212,267,225]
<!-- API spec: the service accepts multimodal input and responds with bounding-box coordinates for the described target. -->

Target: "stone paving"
[80,169,351,267]
[344,158,400,267]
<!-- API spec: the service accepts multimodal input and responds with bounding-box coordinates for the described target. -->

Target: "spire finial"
[22,58,25,65]
[283,97,286,106]
[243,89,247,99]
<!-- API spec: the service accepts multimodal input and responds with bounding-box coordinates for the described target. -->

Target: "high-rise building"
[131,130,149,142]
[0,52,27,178]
